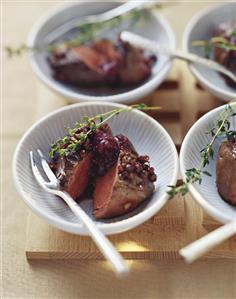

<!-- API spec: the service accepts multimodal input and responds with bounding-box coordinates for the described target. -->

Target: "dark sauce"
[91,128,120,176]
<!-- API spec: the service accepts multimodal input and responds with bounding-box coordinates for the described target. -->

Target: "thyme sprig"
[5,5,159,58]
[168,100,236,198]
[192,29,236,58]
[49,103,161,159]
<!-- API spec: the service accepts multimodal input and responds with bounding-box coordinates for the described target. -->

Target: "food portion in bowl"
[49,117,157,219]
[48,38,156,88]
[213,22,236,87]
[177,102,236,204]
[179,102,236,223]
[216,139,236,205]
[193,21,236,88]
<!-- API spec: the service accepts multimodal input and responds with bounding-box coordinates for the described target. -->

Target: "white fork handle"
[120,31,236,84]
[45,1,151,44]
[56,190,129,277]
[180,221,236,263]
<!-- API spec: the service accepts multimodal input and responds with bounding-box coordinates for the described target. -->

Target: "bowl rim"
[182,2,236,101]
[26,1,176,104]
[12,101,179,235]
[179,104,236,224]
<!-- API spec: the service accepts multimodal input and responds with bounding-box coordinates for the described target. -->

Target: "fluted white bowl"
[183,2,236,101]
[13,102,178,235]
[180,104,236,224]
[27,1,175,104]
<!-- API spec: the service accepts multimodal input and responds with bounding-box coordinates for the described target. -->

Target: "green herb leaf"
[168,99,236,198]
[231,28,236,37]
[202,170,212,177]
[48,103,161,158]
[192,35,236,57]
[5,6,158,58]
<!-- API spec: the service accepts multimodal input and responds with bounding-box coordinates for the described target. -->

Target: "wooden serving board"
[26,61,236,260]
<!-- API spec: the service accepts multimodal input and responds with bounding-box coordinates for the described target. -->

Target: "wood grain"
[26,196,186,260]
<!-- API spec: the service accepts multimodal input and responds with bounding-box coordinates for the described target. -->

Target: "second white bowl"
[27,2,175,104]
[183,3,236,101]
[180,104,236,224]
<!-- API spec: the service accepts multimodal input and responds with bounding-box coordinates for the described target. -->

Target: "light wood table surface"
[2,1,236,298]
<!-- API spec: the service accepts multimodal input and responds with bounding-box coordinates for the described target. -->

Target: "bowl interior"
[184,3,236,100]
[13,102,178,235]
[180,105,236,223]
[28,2,174,100]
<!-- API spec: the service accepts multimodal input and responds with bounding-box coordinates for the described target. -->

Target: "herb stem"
[192,37,236,52]
[5,6,156,58]
[49,103,161,158]
[168,99,236,198]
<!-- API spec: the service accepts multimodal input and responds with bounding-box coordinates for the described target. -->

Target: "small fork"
[30,149,129,277]
[44,0,155,44]
[120,31,236,85]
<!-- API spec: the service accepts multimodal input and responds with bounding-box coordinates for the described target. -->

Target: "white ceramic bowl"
[183,3,236,101]
[13,102,178,235]
[180,104,236,224]
[27,2,175,104]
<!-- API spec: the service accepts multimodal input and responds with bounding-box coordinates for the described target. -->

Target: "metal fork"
[120,31,236,85]
[30,149,129,277]
[45,0,154,44]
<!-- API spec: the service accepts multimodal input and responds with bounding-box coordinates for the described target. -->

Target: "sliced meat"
[50,124,114,199]
[49,125,157,218]
[93,136,156,219]
[48,45,114,85]
[71,46,106,73]
[48,39,155,87]
[52,153,92,199]
[93,39,121,65]
[118,42,152,85]
[93,161,154,219]
[216,140,236,205]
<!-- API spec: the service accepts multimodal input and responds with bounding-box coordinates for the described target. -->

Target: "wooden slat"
[26,194,186,260]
